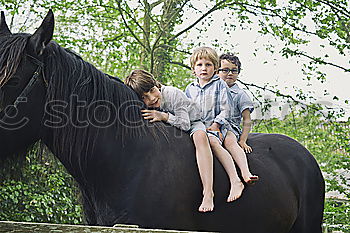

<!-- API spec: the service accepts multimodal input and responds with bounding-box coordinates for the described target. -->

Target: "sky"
[179,1,350,120]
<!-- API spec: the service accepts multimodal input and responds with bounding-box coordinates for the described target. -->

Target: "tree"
[2,0,348,83]
[1,0,349,229]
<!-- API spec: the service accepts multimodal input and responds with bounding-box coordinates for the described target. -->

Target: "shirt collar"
[229,83,239,94]
[193,75,220,88]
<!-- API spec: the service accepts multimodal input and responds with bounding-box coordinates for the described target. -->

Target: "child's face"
[193,58,215,83]
[141,86,162,108]
[218,59,239,88]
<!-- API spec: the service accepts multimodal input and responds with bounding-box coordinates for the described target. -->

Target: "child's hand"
[207,123,220,132]
[207,123,223,141]
[141,109,168,123]
[238,141,252,153]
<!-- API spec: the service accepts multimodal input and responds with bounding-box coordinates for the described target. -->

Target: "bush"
[0,145,83,224]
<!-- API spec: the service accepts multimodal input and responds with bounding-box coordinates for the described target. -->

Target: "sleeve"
[165,88,191,131]
[185,85,192,99]
[213,81,231,126]
[238,91,254,113]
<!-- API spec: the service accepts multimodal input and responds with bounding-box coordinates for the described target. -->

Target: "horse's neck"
[42,50,149,182]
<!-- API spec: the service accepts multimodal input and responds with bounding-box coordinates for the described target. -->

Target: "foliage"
[0,1,348,121]
[0,0,349,229]
[323,199,350,232]
[1,0,348,85]
[0,145,83,224]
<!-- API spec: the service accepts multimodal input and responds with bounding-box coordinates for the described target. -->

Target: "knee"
[209,137,221,148]
[193,130,209,144]
[224,133,238,147]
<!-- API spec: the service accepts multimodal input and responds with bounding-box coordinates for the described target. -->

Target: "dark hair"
[125,69,162,99]
[219,53,241,73]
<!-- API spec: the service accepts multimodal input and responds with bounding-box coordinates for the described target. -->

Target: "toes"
[227,195,239,202]
[199,207,213,212]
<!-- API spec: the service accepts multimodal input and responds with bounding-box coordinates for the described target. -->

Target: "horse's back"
[90,128,325,233]
[237,133,324,233]
[193,133,324,233]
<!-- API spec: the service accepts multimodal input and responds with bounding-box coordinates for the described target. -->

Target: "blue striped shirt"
[185,75,230,129]
[226,83,254,136]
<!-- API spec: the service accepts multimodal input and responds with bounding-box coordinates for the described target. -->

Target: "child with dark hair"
[125,69,215,212]
[218,53,258,184]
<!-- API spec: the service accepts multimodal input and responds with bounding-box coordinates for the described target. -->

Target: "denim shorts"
[188,120,207,136]
[225,124,241,141]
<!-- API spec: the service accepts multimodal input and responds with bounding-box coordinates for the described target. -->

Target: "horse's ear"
[29,9,54,55]
[0,11,12,36]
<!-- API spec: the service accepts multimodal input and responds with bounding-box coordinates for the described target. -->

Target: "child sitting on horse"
[185,47,258,203]
[217,53,258,183]
[218,53,254,152]
[125,69,215,212]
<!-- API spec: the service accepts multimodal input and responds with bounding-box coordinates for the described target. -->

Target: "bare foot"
[227,181,244,202]
[198,193,214,212]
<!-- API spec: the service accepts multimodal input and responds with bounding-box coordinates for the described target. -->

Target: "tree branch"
[295,51,350,72]
[169,61,191,70]
[150,1,190,73]
[141,0,162,33]
[229,2,318,36]
[317,0,350,18]
[116,1,148,51]
[169,0,227,43]
[150,0,164,8]
[120,2,149,42]
[161,44,191,55]
[237,80,335,119]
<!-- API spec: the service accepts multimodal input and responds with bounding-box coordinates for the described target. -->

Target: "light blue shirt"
[226,83,254,135]
[185,75,230,129]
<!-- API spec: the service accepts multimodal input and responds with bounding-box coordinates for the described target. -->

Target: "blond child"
[218,53,258,184]
[125,69,214,212]
[185,47,245,202]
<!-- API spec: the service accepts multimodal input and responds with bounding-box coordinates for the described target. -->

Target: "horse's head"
[0,10,54,159]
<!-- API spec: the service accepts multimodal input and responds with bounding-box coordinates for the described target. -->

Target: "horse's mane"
[43,41,169,172]
[44,41,147,137]
[0,34,28,88]
[0,34,168,179]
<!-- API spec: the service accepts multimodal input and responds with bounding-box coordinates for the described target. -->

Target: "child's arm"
[142,90,191,131]
[238,109,252,153]
[165,101,191,131]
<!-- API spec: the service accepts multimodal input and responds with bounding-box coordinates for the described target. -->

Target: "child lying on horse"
[125,69,215,212]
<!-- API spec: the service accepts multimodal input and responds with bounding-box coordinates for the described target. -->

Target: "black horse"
[0,10,325,233]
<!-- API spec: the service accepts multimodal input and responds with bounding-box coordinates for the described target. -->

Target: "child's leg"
[208,136,244,202]
[192,130,214,212]
[224,131,258,183]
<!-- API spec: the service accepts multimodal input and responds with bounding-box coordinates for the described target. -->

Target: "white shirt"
[160,86,201,131]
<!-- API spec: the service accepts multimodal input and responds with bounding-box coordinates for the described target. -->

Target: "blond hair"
[190,47,219,70]
[125,69,162,98]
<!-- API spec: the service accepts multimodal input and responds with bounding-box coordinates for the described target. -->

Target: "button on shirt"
[185,75,230,129]
[160,86,201,131]
[226,83,254,135]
